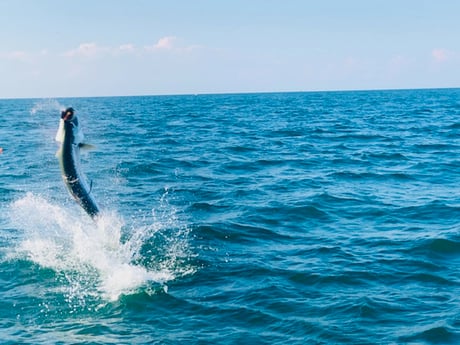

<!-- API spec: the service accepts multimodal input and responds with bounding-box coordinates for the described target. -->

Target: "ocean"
[0,89,459,344]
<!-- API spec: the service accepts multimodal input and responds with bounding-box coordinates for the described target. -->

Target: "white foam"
[7,193,194,303]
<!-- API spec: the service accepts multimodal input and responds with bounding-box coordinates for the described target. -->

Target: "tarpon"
[55,107,100,219]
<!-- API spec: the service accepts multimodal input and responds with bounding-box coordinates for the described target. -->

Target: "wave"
[399,324,460,344]
[410,237,460,257]
[329,171,414,182]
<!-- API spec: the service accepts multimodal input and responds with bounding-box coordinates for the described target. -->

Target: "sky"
[0,0,459,98]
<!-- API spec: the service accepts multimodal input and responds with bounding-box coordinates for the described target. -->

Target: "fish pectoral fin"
[79,143,96,150]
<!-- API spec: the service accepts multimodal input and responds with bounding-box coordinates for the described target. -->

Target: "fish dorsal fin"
[79,143,96,150]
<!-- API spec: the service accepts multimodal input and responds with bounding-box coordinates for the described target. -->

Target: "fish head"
[56,107,84,144]
[61,107,75,122]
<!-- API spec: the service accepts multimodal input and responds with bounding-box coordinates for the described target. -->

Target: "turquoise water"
[0,89,459,344]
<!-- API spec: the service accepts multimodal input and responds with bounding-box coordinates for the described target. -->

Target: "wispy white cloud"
[432,48,452,63]
[63,42,109,58]
[144,36,204,55]
[154,36,176,50]
[118,44,136,53]
[1,37,200,66]
[0,50,30,62]
[64,42,141,58]
[63,37,198,57]
[0,49,52,63]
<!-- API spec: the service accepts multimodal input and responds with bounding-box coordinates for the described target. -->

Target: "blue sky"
[0,0,459,98]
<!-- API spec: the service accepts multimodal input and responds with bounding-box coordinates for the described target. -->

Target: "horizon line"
[1,86,459,101]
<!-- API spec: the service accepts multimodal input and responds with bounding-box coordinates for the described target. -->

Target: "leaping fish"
[55,107,100,219]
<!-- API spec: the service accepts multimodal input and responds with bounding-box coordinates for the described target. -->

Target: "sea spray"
[7,192,194,304]
[30,99,64,116]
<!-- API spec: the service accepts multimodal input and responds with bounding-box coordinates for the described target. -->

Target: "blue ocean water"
[0,89,459,344]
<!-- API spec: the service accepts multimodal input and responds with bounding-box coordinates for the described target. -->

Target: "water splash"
[7,193,194,304]
[30,99,64,116]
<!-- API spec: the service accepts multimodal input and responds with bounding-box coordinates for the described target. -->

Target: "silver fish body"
[56,113,100,219]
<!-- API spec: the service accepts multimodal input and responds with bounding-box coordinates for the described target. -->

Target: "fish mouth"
[61,107,75,121]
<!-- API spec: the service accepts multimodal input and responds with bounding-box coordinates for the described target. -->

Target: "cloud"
[154,36,177,50]
[60,36,199,59]
[63,42,109,58]
[0,49,53,63]
[143,36,203,55]
[144,36,177,51]
[432,48,451,63]
[118,44,136,53]
[0,50,30,62]
[63,42,140,58]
